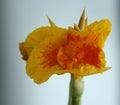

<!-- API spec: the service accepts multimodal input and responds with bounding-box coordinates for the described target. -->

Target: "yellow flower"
[19,19,112,84]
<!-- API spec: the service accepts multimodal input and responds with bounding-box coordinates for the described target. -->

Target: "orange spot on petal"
[57,47,73,69]
[41,42,59,67]
[76,45,101,68]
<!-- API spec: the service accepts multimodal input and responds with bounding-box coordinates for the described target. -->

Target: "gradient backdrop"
[1,0,120,105]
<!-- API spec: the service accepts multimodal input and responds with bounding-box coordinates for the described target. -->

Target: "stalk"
[68,75,84,105]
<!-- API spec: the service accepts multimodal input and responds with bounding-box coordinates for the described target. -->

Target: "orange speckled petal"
[26,27,67,84]
[81,19,112,48]
[25,26,67,57]
[26,44,68,84]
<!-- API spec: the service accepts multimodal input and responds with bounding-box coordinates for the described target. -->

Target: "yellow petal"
[81,19,112,48]
[26,27,67,84]
[77,64,111,76]
[25,26,66,57]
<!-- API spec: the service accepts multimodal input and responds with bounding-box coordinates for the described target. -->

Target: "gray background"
[1,0,120,105]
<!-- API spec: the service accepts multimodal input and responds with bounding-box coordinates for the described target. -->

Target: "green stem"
[68,75,84,105]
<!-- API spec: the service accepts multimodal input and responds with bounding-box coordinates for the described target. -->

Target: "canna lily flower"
[19,17,112,84]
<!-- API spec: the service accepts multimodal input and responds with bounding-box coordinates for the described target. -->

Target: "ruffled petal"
[67,19,112,48]
[77,65,111,76]
[25,26,67,57]
[26,27,67,84]
[82,19,112,48]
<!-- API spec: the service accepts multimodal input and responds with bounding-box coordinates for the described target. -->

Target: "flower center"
[58,31,102,69]
[75,45,101,67]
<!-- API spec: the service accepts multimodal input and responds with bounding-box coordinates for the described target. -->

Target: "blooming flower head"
[19,14,112,84]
